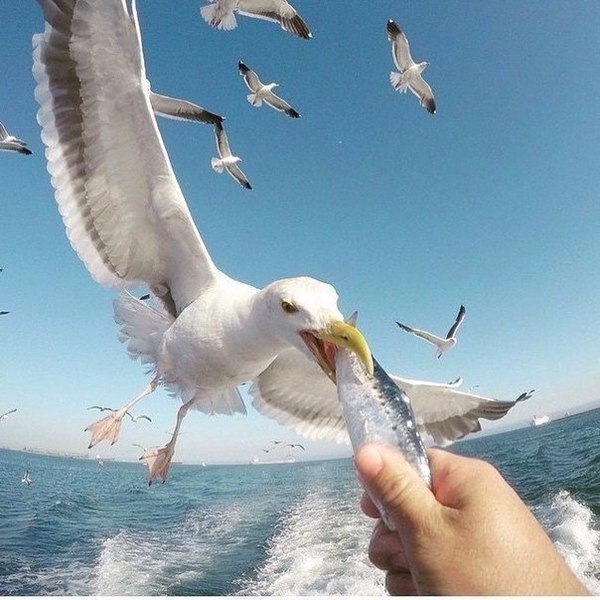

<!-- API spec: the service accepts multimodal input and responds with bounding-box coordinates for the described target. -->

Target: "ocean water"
[1,408,599,596]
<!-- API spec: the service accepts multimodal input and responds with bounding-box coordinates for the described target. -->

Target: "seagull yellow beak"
[301,320,373,383]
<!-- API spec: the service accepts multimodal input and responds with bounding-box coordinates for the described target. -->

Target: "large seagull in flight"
[33,0,370,483]
[387,19,436,114]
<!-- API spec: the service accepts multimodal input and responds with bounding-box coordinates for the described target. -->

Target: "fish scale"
[335,349,431,530]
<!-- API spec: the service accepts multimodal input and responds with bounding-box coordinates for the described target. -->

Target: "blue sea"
[1,409,599,595]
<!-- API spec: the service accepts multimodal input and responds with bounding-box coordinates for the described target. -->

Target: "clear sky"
[1,1,599,464]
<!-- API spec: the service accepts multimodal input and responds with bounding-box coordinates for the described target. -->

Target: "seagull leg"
[85,376,159,448]
[141,398,194,485]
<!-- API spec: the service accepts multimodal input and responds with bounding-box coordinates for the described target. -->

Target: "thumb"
[355,444,439,534]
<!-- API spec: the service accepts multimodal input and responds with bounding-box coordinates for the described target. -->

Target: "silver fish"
[335,348,431,529]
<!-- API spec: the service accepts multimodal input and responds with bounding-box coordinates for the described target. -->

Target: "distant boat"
[530,415,550,426]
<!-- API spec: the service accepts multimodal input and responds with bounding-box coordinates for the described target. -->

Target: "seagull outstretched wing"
[396,322,446,347]
[34,0,221,317]
[250,348,531,446]
[236,0,312,39]
[446,305,466,339]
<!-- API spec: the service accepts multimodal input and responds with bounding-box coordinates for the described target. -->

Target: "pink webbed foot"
[85,412,125,448]
[140,443,175,485]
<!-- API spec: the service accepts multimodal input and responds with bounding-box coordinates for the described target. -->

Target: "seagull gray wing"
[446,305,466,339]
[149,91,223,125]
[387,20,414,71]
[0,408,17,419]
[250,348,349,443]
[264,91,301,118]
[238,61,262,93]
[0,121,9,140]
[251,348,530,447]
[237,0,311,39]
[392,376,533,446]
[33,0,221,317]
[226,162,252,190]
[214,122,232,158]
[407,73,436,115]
[396,322,446,347]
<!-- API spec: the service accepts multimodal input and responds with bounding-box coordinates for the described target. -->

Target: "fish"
[334,347,431,529]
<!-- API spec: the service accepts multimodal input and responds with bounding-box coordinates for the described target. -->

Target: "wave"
[535,490,600,594]
[236,487,385,596]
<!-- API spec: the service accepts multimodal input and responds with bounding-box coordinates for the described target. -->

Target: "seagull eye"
[281,300,299,314]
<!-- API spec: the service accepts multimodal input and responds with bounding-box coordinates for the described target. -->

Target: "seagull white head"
[260,277,373,381]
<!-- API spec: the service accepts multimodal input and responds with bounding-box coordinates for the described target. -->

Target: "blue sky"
[1,1,599,463]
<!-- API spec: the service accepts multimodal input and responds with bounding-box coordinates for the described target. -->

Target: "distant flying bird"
[88,406,150,422]
[397,305,466,358]
[211,122,252,189]
[386,20,436,114]
[238,62,301,118]
[125,412,152,423]
[22,470,32,486]
[200,0,312,39]
[0,311,9,316]
[132,443,148,452]
[88,406,116,413]
[0,408,17,421]
[149,90,223,126]
[0,121,32,155]
[263,441,305,452]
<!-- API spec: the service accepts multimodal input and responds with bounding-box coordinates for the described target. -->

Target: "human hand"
[355,444,589,596]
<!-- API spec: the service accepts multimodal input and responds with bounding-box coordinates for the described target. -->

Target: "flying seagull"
[250,347,534,447]
[387,20,436,114]
[211,122,252,189]
[200,0,311,39]
[238,61,300,118]
[0,121,32,155]
[33,0,372,484]
[0,408,17,421]
[22,470,32,486]
[125,412,152,423]
[87,405,116,413]
[396,305,466,358]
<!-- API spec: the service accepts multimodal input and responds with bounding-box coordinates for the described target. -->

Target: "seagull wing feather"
[251,348,529,446]
[408,73,436,114]
[387,20,414,71]
[149,91,223,125]
[33,0,220,315]
[237,0,311,39]
[446,305,466,339]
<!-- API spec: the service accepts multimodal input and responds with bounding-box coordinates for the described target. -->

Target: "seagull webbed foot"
[85,411,125,448]
[141,443,175,485]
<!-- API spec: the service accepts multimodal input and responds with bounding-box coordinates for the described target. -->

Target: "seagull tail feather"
[200,3,237,30]
[247,93,262,107]
[390,72,407,92]
[211,157,224,173]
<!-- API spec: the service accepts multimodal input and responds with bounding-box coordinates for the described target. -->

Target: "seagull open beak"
[300,320,374,383]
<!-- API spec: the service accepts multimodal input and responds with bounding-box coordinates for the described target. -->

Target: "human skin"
[355,444,589,596]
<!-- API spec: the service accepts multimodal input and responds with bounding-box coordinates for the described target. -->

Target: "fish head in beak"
[300,320,374,383]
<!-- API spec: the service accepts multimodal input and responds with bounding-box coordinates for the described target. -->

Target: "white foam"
[91,504,251,595]
[236,488,385,596]
[535,489,600,594]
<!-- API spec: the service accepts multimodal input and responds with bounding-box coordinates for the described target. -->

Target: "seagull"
[0,408,17,421]
[149,88,223,126]
[33,0,372,484]
[250,346,534,447]
[0,121,33,155]
[125,412,152,423]
[396,305,466,359]
[387,20,436,114]
[22,470,32,485]
[211,122,252,189]
[238,62,300,118]
[88,406,150,422]
[200,0,311,39]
